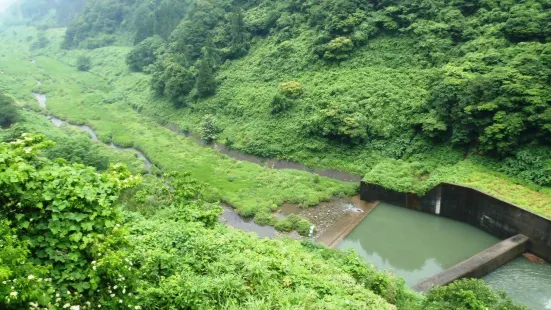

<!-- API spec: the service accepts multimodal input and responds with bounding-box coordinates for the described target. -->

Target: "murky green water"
[484,257,551,310]
[338,202,499,286]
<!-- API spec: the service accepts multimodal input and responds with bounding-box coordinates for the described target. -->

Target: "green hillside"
[0,0,547,308]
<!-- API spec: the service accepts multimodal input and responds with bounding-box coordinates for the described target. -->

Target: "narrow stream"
[33,86,153,173]
[166,125,362,183]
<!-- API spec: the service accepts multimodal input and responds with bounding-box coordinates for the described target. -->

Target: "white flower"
[29,302,38,308]
[110,294,115,298]
[70,305,80,310]
[93,266,97,271]
[67,291,71,295]
[56,294,60,298]
[91,261,96,265]
[63,303,71,308]
[119,300,122,303]
[28,274,35,280]
[10,291,17,297]
[134,306,141,310]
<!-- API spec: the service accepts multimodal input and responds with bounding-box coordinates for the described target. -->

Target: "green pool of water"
[484,257,551,310]
[338,202,499,286]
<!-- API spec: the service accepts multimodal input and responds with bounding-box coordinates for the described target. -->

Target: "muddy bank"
[220,196,375,246]
[166,125,361,183]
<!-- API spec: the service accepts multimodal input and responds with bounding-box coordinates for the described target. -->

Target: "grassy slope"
[5,26,551,218]
[0,26,356,218]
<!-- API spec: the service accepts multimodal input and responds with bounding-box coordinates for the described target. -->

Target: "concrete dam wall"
[360,182,551,263]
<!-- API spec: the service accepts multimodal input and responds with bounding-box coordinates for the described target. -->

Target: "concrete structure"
[413,234,529,292]
[361,182,551,262]
[317,201,379,248]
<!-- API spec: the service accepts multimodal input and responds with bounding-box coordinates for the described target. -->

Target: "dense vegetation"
[0,134,527,309]
[56,0,551,195]
[0,0,548,308]
[0,93,18,128]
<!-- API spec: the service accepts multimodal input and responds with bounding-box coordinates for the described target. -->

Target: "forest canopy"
[60,0,551,156]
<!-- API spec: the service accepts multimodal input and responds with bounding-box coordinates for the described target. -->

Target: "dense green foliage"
[0,133,525,309]
[0,134,140,308]
[76,55,91,71]
[0,93,18,128]
[126,36,165,72]
[0,1,548,308]
[423,279,526,310]
[63,0,551,159]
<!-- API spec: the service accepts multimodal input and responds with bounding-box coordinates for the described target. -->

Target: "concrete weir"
[361,182,551,263]
[317,201,379,248]
[413,234,529,292]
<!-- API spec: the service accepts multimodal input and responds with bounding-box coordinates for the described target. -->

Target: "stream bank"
[33,87,153,173]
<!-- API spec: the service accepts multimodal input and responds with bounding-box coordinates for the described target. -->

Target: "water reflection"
[338,203,499,286]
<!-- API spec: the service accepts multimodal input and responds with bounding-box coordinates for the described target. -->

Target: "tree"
[76,55,91,71]
[321,36,354,61]
[196,58,216,98]
[0,93,18,128]
[227,8,249,59]
[162,61,195,104]
[305,98,368,143]
[126,35,165,72]
[199,114,221,142]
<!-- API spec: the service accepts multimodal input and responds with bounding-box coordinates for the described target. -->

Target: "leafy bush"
[270,93,293,114]
[279,81,303,98]
[0,134,140,307]
[126,36,165,72]
[364,159,433,194]
[500,148,551,187]
[46,135,110,170]
[423,279,527,310]
[0,93,18,128]
[322,37,354,61]
[76,55,91,71]
[305,98,368,143]
[253,211,277,226]
[199,114,221,142]
[0,221,52,309]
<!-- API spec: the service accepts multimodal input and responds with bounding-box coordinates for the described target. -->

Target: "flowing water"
[338,202,499,286]
[484,257,551,310]
[166,125,361,183]
[33,89,153,172]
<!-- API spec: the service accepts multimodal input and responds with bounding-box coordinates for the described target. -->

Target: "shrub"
[279,81,303,98]
[76,55,91,71]
[253,211,277,226]
[305,98,368,143]
[126,36,165,72]
[322,37,354,61]
[0,93,18,128]
[0,134,141,307]
[199,114,221,142]
[270,93,292,114]
[424,279,527,310]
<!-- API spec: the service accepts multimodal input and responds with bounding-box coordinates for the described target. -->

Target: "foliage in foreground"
[0,134,527,309]
[0,134,140,308]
